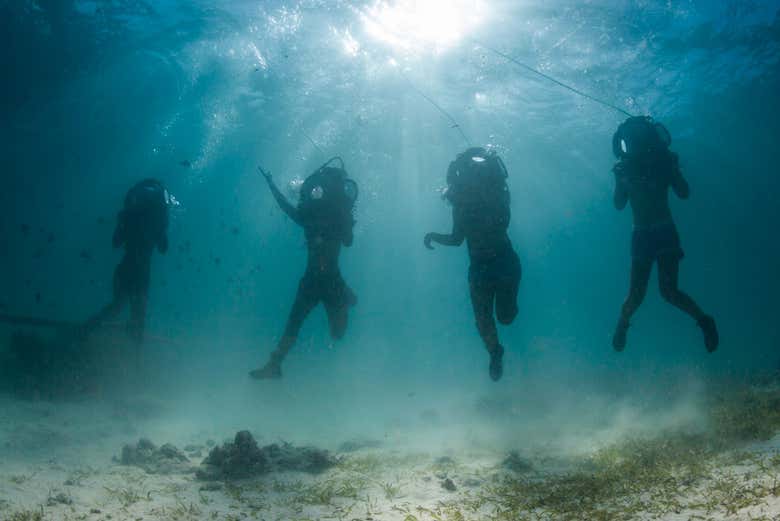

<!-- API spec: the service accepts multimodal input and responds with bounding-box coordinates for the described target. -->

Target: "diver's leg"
[613,258,653,351]
[83,300,124,334]
[323,276,355,341]
[128,290,148,369]
[128,291,148,345]
[82,266,127,337]
[250,279,318,379]
[469,279,498,349]
[657,254,718,352]
[469,274,503,381]
[125,263,150,373]
[495,253,521,326]
[324,298,348,341]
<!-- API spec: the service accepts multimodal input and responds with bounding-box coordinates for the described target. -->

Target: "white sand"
[1,391,780,521]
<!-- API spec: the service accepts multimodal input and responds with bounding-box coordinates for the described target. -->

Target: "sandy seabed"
[1,382,780,521]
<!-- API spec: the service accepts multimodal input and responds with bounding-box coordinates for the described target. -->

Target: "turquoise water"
[0,2,779,518]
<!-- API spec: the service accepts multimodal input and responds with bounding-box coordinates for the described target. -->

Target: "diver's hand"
[257,166,272,183]
[424,233,435,250]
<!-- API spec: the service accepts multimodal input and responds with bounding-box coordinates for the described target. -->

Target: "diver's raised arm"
[613,164,629,211]
[669,155,690,200]
[424,207,465,249]
[259,166,301,225]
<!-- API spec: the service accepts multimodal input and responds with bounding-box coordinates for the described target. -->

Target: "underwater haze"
[1,1,780,520]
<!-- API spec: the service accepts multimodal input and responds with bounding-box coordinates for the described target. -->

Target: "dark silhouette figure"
[251,158,358,379]
[610,117,718,352]
[424,148,521,381]
[83,179,169,348]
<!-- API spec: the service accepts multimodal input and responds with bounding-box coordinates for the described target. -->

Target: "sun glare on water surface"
[358,0,489,55]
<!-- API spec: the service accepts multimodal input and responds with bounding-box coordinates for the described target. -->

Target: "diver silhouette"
[610,117,718,352]
[424,148,521,381]
[82,179,170,349]
[251,158,358,380]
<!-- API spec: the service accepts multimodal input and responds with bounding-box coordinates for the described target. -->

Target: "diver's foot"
[249,362,282,380]
[698,315,719,353]
[489,345,504,382]
[613,318,630,352]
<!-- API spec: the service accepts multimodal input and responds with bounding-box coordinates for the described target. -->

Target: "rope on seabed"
[473,40,635,118]
[401,72,472,146]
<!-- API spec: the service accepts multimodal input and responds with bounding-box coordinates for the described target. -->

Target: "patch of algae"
[459,433,716,521]
[5,510,44,521]
[709,382,780,443]
[23,382,773,521]
[395,382,780,521]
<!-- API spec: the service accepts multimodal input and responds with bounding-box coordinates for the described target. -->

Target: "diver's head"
[445,147,508,205]
[463,147,489,160]
[298,158,358,213]
[612,116,671,159]
[302,167,344,203]
[126,179,165,208]
[125,178,180,215]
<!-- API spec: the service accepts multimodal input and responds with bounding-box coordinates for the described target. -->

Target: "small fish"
[97,217,106,225]
[20,224,30,235]
[79,249,92,261]
[179,160,192,168]
[231,226,239,235]
[35,292,41,304]
[47,232,55,243]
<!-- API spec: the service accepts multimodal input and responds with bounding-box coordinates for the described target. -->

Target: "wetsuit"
[84,182,168,344]
[612,148,718,352]
[426,149,521,381]
[428,201,521,356]
[257,173,356,375]
[614,152,686,261]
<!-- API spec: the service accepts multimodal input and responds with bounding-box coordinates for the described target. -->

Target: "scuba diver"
[611,116,718,352]
[82,179,170,349]
[251,157,358,379]
[424,148,521,382]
